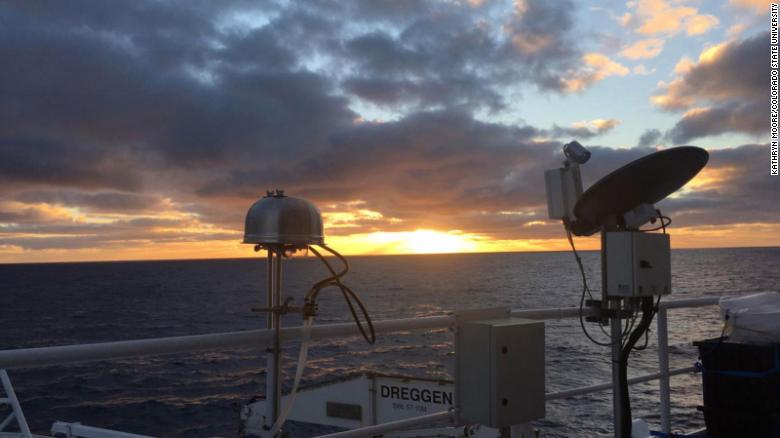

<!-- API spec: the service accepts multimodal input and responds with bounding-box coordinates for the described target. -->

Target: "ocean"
[1,248,778,437]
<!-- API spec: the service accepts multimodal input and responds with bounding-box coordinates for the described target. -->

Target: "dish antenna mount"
[544,141,708,438]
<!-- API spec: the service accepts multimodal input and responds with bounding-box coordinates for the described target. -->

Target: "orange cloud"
[620,38,665,59]
[620,0,720,36]
[565,53,629,92]
[626,0,719,36]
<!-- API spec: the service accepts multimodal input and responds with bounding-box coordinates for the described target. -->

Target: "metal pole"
[657,306,671,434]
[546,366,696,401]
[610,306,624,438]
[0,370,32,438]
[0,299,719,369]
[273,249,283,429]
[264,248,280,435]
[602,230,621,438]
[601,227,626,438]
[264,249,274,432]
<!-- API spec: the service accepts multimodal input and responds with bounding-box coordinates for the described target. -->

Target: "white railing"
[0,296,720,437]
[0,370,32,438]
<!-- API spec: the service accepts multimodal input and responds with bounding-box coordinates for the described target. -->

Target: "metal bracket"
[253,297,303,315]
[584,299,633,324]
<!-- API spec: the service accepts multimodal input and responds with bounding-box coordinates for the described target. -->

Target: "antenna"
[544,143,708,438]
[570,146,708,236]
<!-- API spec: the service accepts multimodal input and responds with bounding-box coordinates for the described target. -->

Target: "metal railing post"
[0,370,32,438]
[657,306,671,434]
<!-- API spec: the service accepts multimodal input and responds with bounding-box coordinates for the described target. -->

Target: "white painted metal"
[242,374,454,435]
[244,364,699,436]
[0,316,454,370]
[314,410,454,438]
[656,307,671,435]
[605,232,671,297]
[0,370,32,438]
[545,366,696,401]
[2,300,685,370]
[544,165,582,220]
[50,422,154,438]
[457,318,545,427]
[0,414,15,432]
[659,297,718,309]
[0,297,722,437]
[0,433,50,438]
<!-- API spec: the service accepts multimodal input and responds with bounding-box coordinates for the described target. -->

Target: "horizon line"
[2,244,778,266]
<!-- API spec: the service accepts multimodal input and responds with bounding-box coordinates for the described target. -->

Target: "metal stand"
[264,246,283,436]
[609,307,624,438]
[601,229,626,438]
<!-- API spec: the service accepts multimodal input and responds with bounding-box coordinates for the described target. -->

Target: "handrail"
[0,297,718,369]
[0,315,453,369]
[0,297,721,437]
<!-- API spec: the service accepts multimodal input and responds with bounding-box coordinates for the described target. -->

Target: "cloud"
[0,139,141,192]
[564,53,630,92]
[652,32,769,142]
[636,129,663,148]
[729,0,770,14]
[620,38,665,59]
[0,1,775,257]
[624,0,719,37]
[632,64,655,75]
[548,119,621,139]
[12,191,166,213]
[673,56,696,75]
[667,104,765,144]
[329,0,599,112]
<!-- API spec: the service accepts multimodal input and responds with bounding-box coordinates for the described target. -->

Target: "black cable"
[640,211,671,233]
[307,245,376,344]
[618,296,657,437]
[633,296,662,351]
[564,220,622,347]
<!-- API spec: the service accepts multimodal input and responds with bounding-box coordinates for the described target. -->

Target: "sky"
[0,0,776,263]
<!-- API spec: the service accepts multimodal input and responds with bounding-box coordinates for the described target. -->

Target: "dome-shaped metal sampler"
[243,190,324,246]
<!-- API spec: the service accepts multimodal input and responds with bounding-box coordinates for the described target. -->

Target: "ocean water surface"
[1,248,779,437]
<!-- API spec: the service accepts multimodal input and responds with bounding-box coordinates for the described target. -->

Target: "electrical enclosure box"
[456,318,545,427]
[605,232,671,297]
[544,165,582,220]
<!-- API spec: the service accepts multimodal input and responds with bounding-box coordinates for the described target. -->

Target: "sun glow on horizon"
[329,229,481,255]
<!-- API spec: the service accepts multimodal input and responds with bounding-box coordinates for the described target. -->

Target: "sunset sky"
[0,0,775,263]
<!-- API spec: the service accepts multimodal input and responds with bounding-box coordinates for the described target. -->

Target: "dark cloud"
[654,32,769,143]
[197,109,559,223]
[335,0,583,111]
[667,102,765,144]
[636,129,662,148]
[547,119,621,140]
[0,138,140,192]
[0,1,775,255]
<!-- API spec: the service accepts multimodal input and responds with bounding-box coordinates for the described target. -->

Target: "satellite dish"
[570,146,708,236]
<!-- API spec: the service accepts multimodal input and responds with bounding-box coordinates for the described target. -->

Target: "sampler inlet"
[242,189,324,247]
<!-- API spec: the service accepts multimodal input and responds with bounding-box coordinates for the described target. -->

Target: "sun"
[402,229,477,254]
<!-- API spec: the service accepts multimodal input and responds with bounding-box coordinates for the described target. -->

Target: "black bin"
[694,338,780,438]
